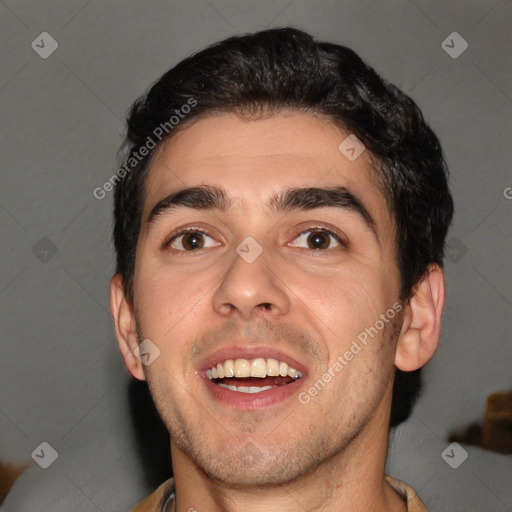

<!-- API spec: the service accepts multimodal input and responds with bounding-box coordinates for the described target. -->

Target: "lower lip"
[203,376,304,410]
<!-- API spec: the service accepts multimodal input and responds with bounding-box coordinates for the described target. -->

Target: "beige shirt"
[131,475,429,511]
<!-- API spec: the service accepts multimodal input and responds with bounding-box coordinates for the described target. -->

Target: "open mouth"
[206,357,303,394]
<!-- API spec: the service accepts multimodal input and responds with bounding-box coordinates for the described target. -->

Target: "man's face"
[132,111,403,486]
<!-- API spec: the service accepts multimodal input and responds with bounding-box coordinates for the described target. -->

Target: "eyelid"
[288,225,348,250]
[162,224,349,252]
[162,227,218,251]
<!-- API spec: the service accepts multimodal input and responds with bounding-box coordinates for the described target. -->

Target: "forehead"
[142,111,392,227]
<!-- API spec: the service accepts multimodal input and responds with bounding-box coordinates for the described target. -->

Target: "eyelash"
[163,226,347,254]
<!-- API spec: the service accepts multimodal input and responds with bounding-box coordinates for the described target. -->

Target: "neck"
[170,396,406,512]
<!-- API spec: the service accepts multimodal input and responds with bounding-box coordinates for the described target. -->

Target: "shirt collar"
[158,476,428,511]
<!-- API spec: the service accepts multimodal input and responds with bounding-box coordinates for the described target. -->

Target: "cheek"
[134,260,213,346]
[304,264,389,332]
[298,264,398,390]
[134,267,210,398]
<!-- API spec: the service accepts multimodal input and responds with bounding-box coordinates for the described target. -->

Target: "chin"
[180,436,330,489]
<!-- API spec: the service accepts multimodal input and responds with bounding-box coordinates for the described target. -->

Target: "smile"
[206,358,303,394]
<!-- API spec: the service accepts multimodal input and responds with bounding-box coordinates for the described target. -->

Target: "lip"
[198,344,309,376]
[201,372,305,410]
[198,344,308,410]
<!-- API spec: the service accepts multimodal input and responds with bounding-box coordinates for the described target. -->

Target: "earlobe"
[110,274,146,381]
[395,265,446,372]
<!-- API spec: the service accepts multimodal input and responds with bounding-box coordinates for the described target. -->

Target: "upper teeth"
[206,358,303,380]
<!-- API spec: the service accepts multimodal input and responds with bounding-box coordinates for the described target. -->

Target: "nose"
[212,241,291,321]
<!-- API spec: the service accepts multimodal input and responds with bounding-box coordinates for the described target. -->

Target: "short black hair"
[113,27,453,428]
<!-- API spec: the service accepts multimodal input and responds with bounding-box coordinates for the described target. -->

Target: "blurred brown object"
[448,391,512,454]
[0,459,30,503]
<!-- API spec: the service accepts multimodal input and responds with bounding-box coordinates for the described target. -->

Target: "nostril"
[260,303,272,311]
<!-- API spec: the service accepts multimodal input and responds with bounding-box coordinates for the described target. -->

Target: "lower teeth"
[217,383,277,393]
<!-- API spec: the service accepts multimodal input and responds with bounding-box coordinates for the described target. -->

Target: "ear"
[395,264,446,372]
[110,274,146,381]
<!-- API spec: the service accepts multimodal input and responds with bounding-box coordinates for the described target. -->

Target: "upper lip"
[198,344,308,376]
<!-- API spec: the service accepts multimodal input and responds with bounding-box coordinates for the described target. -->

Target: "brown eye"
[167,229,219,251]
[181,232,204,250]
[290,228,344,251]
[306,231,332,249]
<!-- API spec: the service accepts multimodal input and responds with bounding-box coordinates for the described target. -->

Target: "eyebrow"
[146,184,378,240]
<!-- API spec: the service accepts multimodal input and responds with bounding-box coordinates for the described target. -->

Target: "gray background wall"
[1,1,511,510]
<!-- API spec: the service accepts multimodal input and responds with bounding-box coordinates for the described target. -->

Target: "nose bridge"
[212,235,290,319]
